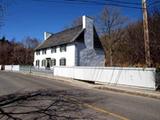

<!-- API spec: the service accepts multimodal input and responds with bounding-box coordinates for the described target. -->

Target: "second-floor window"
[60,45,66,52]
[36,51,40,55]
[42,49,46,54]
[51,47,56,53]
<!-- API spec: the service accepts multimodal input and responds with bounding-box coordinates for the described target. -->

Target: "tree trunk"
[109,48,113,66]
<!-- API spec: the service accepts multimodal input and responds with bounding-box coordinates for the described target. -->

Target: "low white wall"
[5,65,20,71]
[53,67,156,89]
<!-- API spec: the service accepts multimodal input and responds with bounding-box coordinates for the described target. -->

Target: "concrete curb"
[96,86,160,100]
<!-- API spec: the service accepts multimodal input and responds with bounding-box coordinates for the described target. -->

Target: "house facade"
[34,15,105,69]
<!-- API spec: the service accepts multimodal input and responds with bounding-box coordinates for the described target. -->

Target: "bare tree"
[71,16,82,27]
[97,6,127,66]
[23,37,39,49]
[22,37,39,65]
[0,37,12,65]
[0,36,39,65]
[63,16,82,30]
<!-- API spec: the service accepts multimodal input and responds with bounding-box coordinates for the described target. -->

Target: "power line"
[103,0,141,5]
[66,0,141,5]
[33,0,143,9]
[148,0,160,6]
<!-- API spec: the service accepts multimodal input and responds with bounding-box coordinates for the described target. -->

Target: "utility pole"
[142,0,151,67]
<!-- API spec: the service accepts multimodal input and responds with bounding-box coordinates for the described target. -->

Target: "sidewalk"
[21,71,160,100]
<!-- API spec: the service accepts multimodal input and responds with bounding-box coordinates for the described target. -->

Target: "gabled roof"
[35,25,83,50]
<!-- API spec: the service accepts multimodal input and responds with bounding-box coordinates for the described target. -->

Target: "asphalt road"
[0,71,160,120]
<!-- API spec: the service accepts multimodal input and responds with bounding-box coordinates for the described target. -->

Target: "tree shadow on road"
[0,89,96,120]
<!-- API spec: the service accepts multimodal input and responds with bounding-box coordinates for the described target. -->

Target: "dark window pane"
[42,49,46,54]
[60,58,66,66]
[36,60,39,66]
[42,60,46,66]
[51,47,56,53]
[36,51,40,55]
[60,45,66,52]
[51,59,56,66]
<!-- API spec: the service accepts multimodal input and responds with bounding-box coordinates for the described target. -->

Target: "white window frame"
[36,51,40,55]
[60,58,66,66]
[42,49,46,54]
[51,47,56,53]
[36,60,40,66]
[51,59,56,66]
[42,59,46,67]
[60,45,66,52]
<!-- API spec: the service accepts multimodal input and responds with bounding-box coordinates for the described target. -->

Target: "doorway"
[46,58,51,70]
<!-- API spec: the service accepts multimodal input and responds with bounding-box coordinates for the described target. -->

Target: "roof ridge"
[52,24,82,36]
[35,24,83,50]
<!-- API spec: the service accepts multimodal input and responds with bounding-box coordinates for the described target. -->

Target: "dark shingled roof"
[35,25,83,50]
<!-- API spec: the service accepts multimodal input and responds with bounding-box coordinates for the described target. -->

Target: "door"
[46,58,51,70]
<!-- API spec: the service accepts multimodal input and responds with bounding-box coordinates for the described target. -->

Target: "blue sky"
[0,0,143,41]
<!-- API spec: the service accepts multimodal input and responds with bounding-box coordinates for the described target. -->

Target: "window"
[51,47,56,53]
[42,60,46,67]
[60,58,66,66]
[42,49,46,54]
[51,59,56,66]
[60,45,66,52]
[36,60,40,66]
[36,51,40,55]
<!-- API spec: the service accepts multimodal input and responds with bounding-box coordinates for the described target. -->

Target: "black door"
[46,58,51,70]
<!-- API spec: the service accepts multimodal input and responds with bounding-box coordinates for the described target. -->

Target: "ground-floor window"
[36,60,40,66]
[42,59,46,67]
[60,58,66,66]
[51,59,56,66]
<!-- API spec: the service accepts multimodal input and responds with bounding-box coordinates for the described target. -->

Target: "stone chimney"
[82,15,94,49]
[44,32,52,40]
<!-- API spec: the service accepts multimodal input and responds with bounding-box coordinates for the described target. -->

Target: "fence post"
[29,65,32,74]
[53,67,54,78]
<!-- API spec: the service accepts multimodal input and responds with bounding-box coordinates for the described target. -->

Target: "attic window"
[51,47,56,53]
[42,49,46,54]
[60,45,66,52]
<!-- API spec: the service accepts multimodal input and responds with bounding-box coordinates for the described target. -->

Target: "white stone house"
[34,15,105,69]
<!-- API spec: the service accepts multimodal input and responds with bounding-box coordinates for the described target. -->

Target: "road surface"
[0,71,160,120]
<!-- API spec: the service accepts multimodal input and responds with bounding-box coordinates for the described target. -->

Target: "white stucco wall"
[34,44,76,68]
[76,42,105,66]
[52,66,156,89]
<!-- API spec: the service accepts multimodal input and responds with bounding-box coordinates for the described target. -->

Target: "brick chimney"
[82,15,94,49]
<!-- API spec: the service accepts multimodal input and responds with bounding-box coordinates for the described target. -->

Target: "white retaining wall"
[5,65,20,71]
[52,67,156,89]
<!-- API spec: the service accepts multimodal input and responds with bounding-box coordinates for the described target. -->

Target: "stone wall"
[79,16,105,66]
[80,49,105,66]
